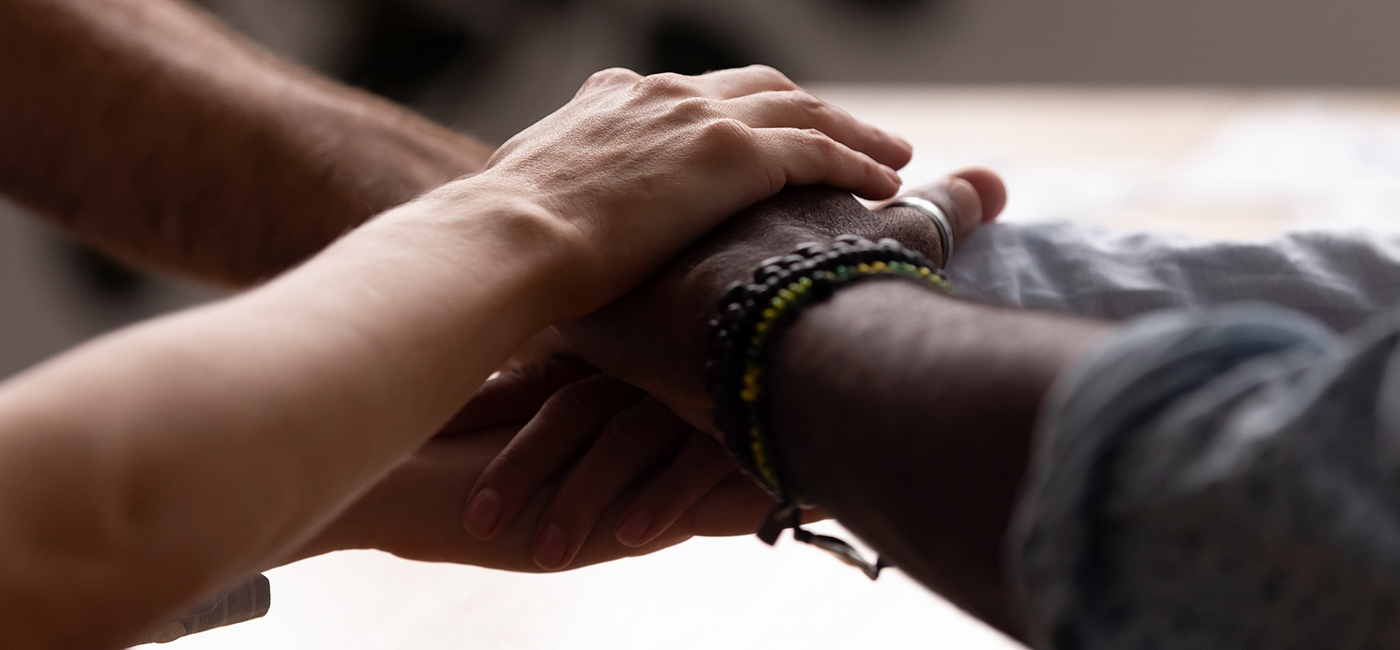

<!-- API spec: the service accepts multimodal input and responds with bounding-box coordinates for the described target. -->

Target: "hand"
[455,357,756,570]
[288,427,780,571]
[500,327,575,373]
[288,370,783,571]
[555,169,1007,429]
[463,65,914,319]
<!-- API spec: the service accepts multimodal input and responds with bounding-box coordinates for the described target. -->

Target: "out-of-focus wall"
[198,0,1400,142]
[0,199,222,380]
[3,0,1397,380]
[716,0,1400,86]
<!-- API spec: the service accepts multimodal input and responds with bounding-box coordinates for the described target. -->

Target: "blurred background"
[4,2,1400,647]
[194,0,1400,142]
[6,0,1400,381]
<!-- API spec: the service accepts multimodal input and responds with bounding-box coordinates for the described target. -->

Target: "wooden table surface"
[149,85,1400,650]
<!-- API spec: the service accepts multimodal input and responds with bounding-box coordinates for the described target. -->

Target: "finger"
[670,473,776,537]
[462,375,644,540]
[613,430,736,547]
[638,475,836,550]
[531,398,690,570]
[873,171,999,266]
[753,127,903,200]
[952,167,1008,222]
[438,355,597,437]
[500,326,575,372]
[897,176,982,244]
[693,64,799,99]
[726,89,912,170]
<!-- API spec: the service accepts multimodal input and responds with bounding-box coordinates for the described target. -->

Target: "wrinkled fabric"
[950,221,1400,331]
[945,222,1400,648]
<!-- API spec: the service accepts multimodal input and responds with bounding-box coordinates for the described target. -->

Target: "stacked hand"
[447,170,1007,570]
[284,63,1007,573]
[454,357,758,569]
[1,4,1011,642]
[559,169,1007,423]
[284,64,926,571]
[290,359,778,571]
[464,64,914,319]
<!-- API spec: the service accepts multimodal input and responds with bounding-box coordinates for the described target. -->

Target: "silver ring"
[884,196,954,266]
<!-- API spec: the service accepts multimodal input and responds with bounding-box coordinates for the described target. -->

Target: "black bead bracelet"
[704,235,951,579]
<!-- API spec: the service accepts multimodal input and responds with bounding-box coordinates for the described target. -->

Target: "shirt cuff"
[1009,304,1336,649]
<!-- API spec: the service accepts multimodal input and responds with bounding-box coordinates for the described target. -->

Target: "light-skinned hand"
[454,357,757,569]
[289,362,784,570]
[454,172,1004,570]
[459,65,914,320]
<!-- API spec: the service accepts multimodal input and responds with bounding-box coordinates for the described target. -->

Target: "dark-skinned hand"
[557,169,1007,432]
[456,170,1008,568]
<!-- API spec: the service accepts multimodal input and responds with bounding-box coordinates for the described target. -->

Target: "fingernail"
[615,507,653,547]
[463,489,501,538]
[534,524,569,570]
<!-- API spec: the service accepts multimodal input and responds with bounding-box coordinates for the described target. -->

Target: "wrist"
[392,173,585,328]
[706,237,951,501]
[664,191,940,396]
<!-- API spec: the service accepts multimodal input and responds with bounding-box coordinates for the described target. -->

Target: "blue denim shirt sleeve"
[1011,303,1400,649]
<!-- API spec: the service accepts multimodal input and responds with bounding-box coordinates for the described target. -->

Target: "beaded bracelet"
[705,235,951,579]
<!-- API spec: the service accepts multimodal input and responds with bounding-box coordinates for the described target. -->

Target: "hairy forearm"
[0,0,491,286]
[767,281,1109,637]
[0,177,565,648]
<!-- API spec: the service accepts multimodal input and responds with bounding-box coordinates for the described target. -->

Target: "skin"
[514,172,1113,638]
[0,0,494,287]
[395,354,781,572]
[0,0,819,577]
[460,358,785,571]
[768,282,1107,638]
[0,57,915,649]
[466,171,1002,571]
[287,423,784,573]
[557,171,1004,420]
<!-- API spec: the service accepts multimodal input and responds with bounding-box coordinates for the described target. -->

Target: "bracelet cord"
[705,235,951,580]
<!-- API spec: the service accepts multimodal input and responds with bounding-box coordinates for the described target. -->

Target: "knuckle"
[747,64,797,89]
[788,89,825,112]
[506,356,584,393]
[668,96,714,122]
[801,129,839,154]
[488,448,534,483]
[576,68,641,98]
[539,375,623,416]
[635,72,693,97]
[532,355,596,389]
[585,67,640,87]
[694,441,736,474]
[596,406,670,460]
[648,477,690,511]
[700,118,754,150]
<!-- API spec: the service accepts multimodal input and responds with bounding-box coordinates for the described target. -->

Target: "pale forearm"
[0,61,916,646]
[0,178,560,648]
[0,0,491,286]
[767,281,1108,637]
